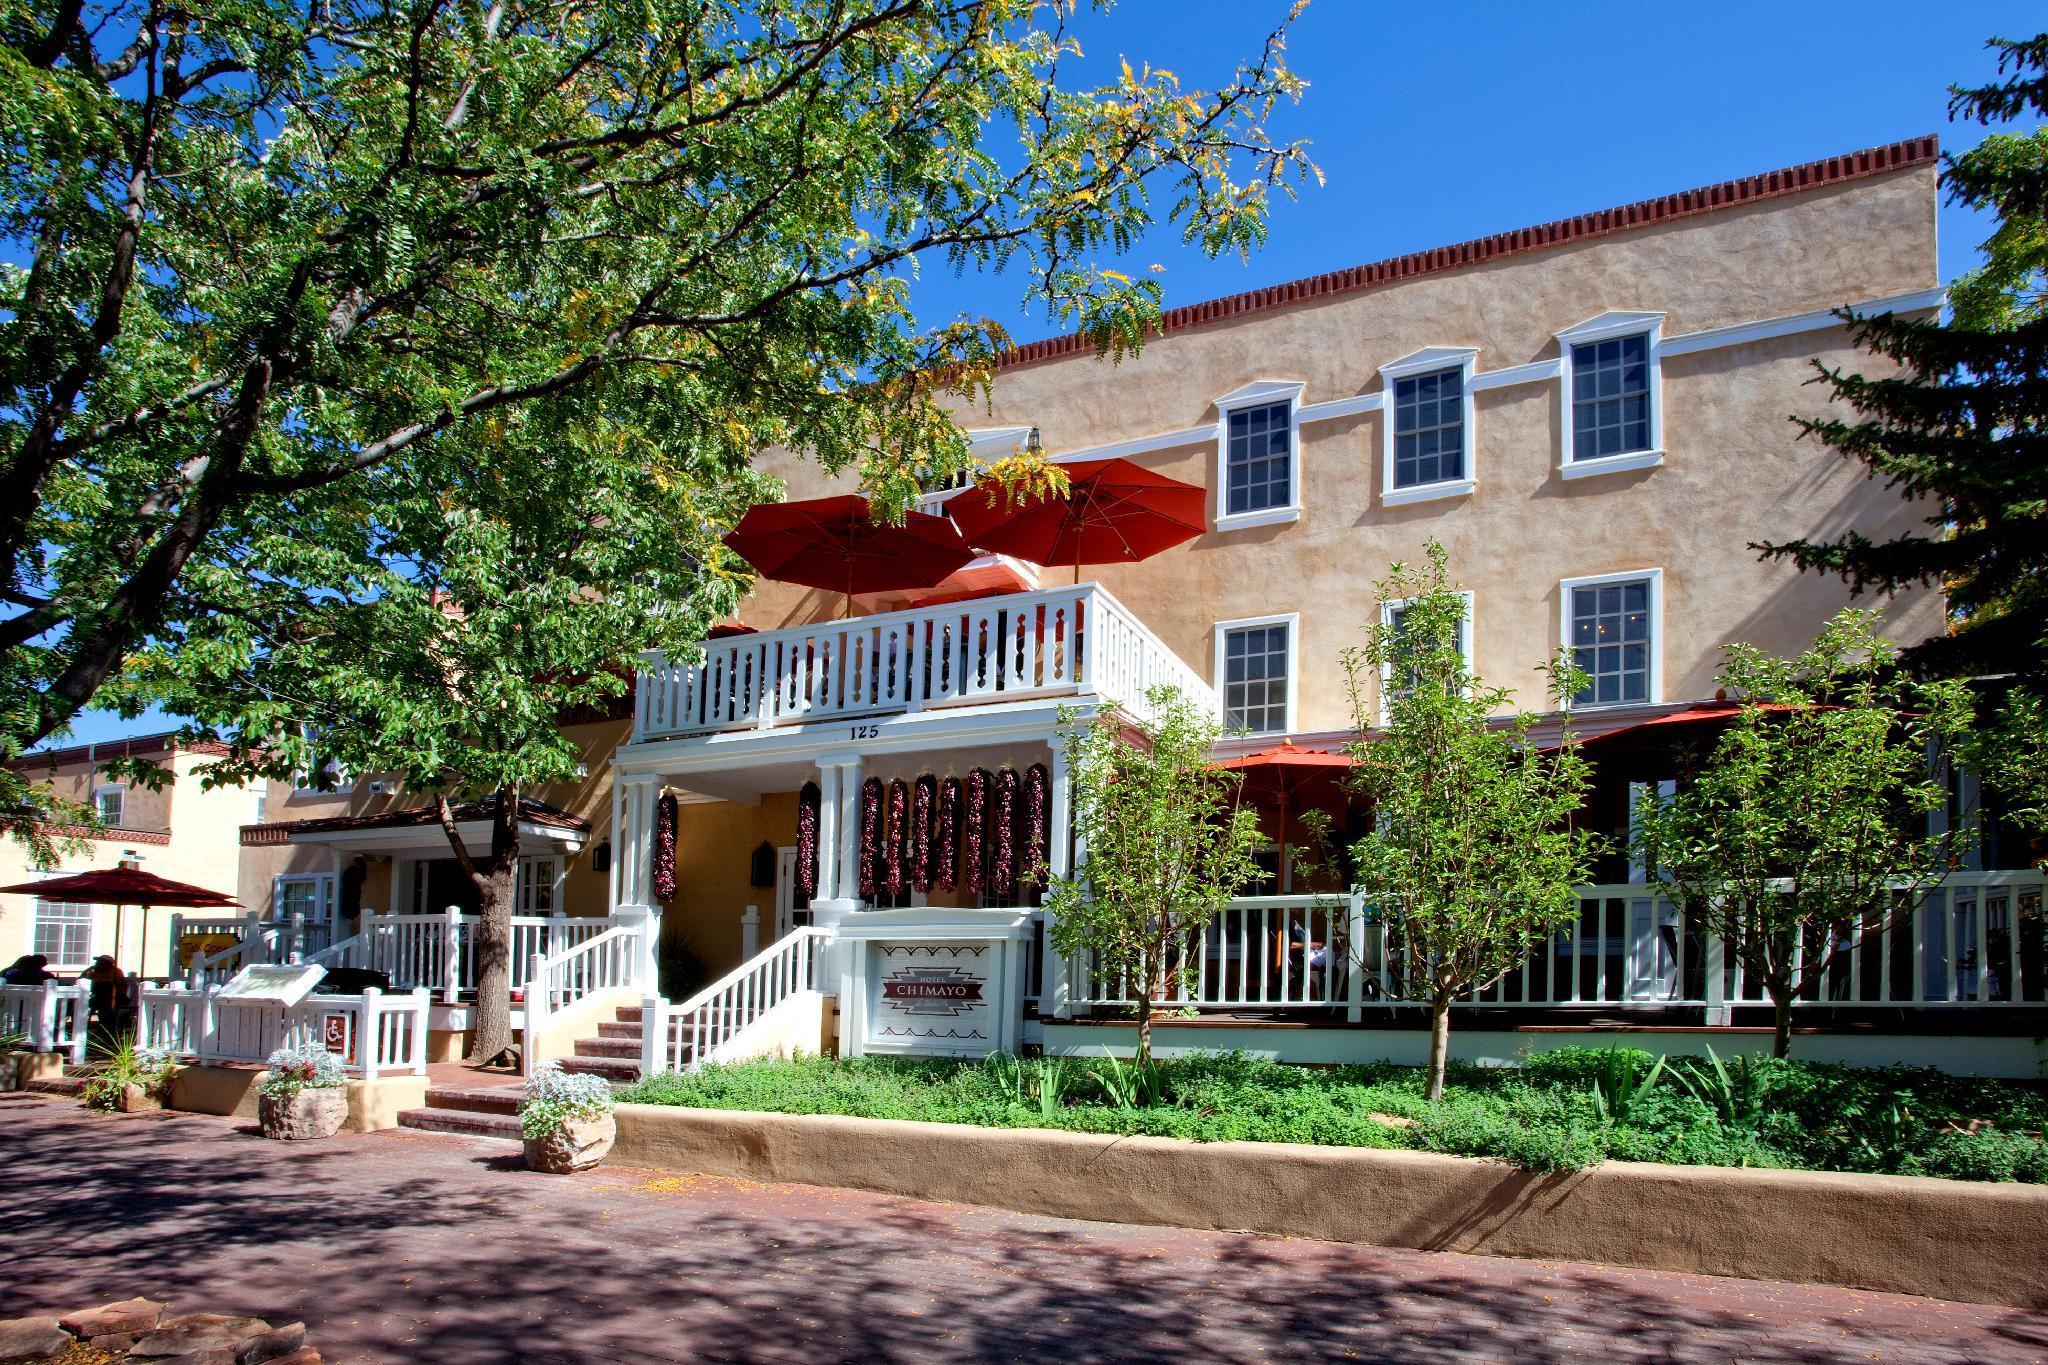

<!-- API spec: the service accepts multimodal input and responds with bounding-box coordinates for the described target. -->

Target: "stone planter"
[115,1082,163,1114]
[258,1085,348,1140]
[523,1113,616,1172]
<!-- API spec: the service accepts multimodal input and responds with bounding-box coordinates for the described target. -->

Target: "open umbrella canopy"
[1568,698,1826,783]
[722,495,978,614]
[947,458,1206,582]
[0,865,239,908]
[1217,741,1356,812]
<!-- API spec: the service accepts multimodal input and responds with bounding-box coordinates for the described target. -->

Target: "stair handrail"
[303,932,364,971]
[521,921,644,1073]
[641,926,830,1076]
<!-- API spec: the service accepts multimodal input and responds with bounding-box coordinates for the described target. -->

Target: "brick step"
[422,1085,525,1116]
[614,1005,644,1023]
[596,1021,645,1041]
[397,1107,522,1141]
[557,1055,641,1082]
[25,1075,86,1097]
[574,1036,642,1060]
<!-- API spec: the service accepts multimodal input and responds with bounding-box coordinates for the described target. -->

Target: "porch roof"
[239,795,590,855]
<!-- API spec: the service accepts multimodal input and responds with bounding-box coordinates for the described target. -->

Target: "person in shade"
[2,954,58,985]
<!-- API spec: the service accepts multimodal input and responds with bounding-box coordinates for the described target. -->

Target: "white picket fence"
[135,983,430,1078]
[1,982,91,1063]
[642,926,830,1074]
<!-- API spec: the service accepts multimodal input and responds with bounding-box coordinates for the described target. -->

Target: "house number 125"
[848,724,879,740]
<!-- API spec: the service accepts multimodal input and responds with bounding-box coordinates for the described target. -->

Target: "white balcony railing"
[633,583,1215,742]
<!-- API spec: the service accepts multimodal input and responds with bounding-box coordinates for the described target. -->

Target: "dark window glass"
[1224,623,1289,732]
[1570,334,1652,460]
[1225,402,1292,515]
[1393,367,1465,488]
[1570,579,1653,705]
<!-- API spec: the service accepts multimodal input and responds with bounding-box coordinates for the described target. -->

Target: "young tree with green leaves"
[1631,611,1974,1060]
[1045,686,1264,1067]
[1336,544,1598,1102]
[1,0,1315,843]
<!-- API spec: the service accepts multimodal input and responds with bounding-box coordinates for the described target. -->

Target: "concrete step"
[25,1075,86,1097]
[398,1107,522,1141]
[596,1021,645,1041]
[557,1054,640,1083]
[574,1036,642,1060]
[423,1085,525,1116]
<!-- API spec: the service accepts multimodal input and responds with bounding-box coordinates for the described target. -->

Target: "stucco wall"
[743,164,1942,730]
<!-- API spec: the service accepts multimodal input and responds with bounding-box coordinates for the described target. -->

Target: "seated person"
[2,954,58,985]
[80,955,131,1024]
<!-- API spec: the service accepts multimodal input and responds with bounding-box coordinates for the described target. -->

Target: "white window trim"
[272,872,337,924]
[93,782,125,827]
[1213,612,1300,737]
[1213,380,1305,532]
[1556,311,1665,478]
[1377,590,1475,725]
[1558,567,1664,710]
[31,868,96,968]
[1380,347,1479,506]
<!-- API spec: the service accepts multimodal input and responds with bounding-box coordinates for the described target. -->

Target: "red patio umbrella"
[722,495,978,618]
[0,865,240,974]
[1217,742,1358,886]
[947,458,1206,583]
[1571,698,1819,783]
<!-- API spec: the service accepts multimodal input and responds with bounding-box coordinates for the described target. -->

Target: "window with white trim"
[272,873,336,924]
[1563,571,1661,707]
[1393,368,1466,489]
[32,881,92,967]
[517,856,559,915]
[1380,592,1474,721]
[1555,312,1664,476]
[1215,616,1295,735]
[1224,402,1292,517]
[94,784,124,828]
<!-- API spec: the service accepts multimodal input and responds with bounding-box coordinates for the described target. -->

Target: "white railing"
[1071,895,1364,1012]
[168,911,335,982]
[136,983,430,1078]
[521,922,647,1068]
[1,982,90,1063]
[293,909,618,1000]
[643,926,830,1074]
[634,583,1217,741]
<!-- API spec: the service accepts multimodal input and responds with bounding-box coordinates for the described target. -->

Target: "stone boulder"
[523,1113,616,1173]
[58,1297,165,1338]
[0,1317,70,1363]
[129,1312,273,1358]
[258,1087,348,1140]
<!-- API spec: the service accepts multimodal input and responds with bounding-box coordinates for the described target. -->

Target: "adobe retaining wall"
[611,1104,2048,1310]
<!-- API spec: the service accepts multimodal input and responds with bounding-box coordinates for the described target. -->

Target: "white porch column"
[612,773,663,992]
[807,751,864,1003]
[1041,740,1074,1019]
[814,762,843,903]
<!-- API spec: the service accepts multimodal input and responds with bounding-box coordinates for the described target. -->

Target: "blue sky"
[46,0,2041,751]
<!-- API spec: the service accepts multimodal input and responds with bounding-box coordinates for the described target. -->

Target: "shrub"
[521,1061,615,1139]
[81,1041,177,1110]
[261,1043,347,1099]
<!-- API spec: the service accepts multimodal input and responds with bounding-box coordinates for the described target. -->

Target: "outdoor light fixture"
[1025,426,1043,456]
[750,841,777,889]
[591,841,611,875]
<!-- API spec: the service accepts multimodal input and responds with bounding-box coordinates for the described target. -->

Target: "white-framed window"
[272,873,336,924]
[1380,347,1478,505]
[1214,613,1298,735]
[1560,569,1662,708]
[1556,311,1665,478]
[1379,591,1475,723]
[31,871,93,967]
[516,856,560,915]
[1213,381,1305,531]
[92,783,125,828]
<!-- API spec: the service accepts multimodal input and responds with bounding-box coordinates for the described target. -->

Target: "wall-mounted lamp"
[1025,426,1044,457]
[591,840,612,875]
[750,841,776,889]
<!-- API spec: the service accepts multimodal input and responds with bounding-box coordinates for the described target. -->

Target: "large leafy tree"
[1,0,1314,841]
[1631,612,1973,1059]
[1046,686,1264,1066]
[1335,545,1597,1102]
[1756,34,2048,686]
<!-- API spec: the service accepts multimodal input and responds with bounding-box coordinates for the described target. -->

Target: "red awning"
[0,865,239,908]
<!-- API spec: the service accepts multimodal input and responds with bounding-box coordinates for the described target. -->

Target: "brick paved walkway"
[4,1093,2045,1364]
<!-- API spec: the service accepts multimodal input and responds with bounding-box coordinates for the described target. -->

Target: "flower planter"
[523,1114,616,1173]
[115,1083,164,1114]
[258,1087,348,1140]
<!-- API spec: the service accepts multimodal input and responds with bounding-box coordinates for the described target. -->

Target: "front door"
[775,847,812,938]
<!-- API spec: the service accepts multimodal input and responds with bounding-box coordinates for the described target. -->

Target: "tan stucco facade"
[744,163,1943,731]
[1,740,257,977]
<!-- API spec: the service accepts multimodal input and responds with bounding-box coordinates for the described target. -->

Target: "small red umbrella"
[947,457,1206,583]
[1571,698,1820,782]
[1217,742,1358,884]
[722,495,978,618]
[0,866,240,974]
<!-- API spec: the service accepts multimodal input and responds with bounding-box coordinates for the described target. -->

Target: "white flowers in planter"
[261,1042,348,1099]
[520,1061,615,1140]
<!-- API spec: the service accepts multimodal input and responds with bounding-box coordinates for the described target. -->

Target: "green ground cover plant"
[618,1047,2048,1182]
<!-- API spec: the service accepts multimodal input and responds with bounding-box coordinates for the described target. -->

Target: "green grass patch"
[618,1047,2048,1182]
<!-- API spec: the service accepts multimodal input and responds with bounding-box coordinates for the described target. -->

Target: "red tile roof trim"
[998,135,1940,372]
[30,822,174,847]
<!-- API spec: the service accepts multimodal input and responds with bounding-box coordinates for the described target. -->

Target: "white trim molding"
[1659,285,1946,358]
[1212,380,1305,533]
[1213,611,1300,737]
[1379,346,1479,507]
[1558,567,1664,710]
[1378,590,1475,725]
[1556,311,1666,480]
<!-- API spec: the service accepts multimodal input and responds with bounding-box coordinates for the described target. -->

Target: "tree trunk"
[1425,994,1452,1102]
[1136,993,1153,1070]
[1769,984,1794,1060]
[437,785,521,1065]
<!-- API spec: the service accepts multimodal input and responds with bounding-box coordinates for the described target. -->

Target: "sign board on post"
[834,907,1034,1059]
[215,963,328,1007]
[322,1010,356,1066]
[871,944,994,1054]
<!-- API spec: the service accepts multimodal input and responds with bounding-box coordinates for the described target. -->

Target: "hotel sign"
[866,944,993,1054]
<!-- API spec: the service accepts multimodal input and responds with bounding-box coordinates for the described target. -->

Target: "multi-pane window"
[94,785,124,828]
[33,897,92,966]
[1570,334,1652,461]
[1570,578,1654,706]
[1224,401,1292,516]
[274,874,334,924]
[517,857,558,915]
[1382,596,1472,717]
[1222,622,1290,733]
[1392,367,1465,488]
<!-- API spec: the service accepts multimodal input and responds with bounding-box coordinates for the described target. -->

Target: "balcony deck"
[632,583,1213,744]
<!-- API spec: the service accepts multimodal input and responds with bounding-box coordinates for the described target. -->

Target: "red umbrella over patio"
[722,495,979,618]
[1217,742,1358,882]
[0,865,240,973]
[947,457,1206,583]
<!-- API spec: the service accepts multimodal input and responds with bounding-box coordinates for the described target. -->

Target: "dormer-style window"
[1556,312,1665,478]
[1380,347,1478,505]
[1213,381,1305,531]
